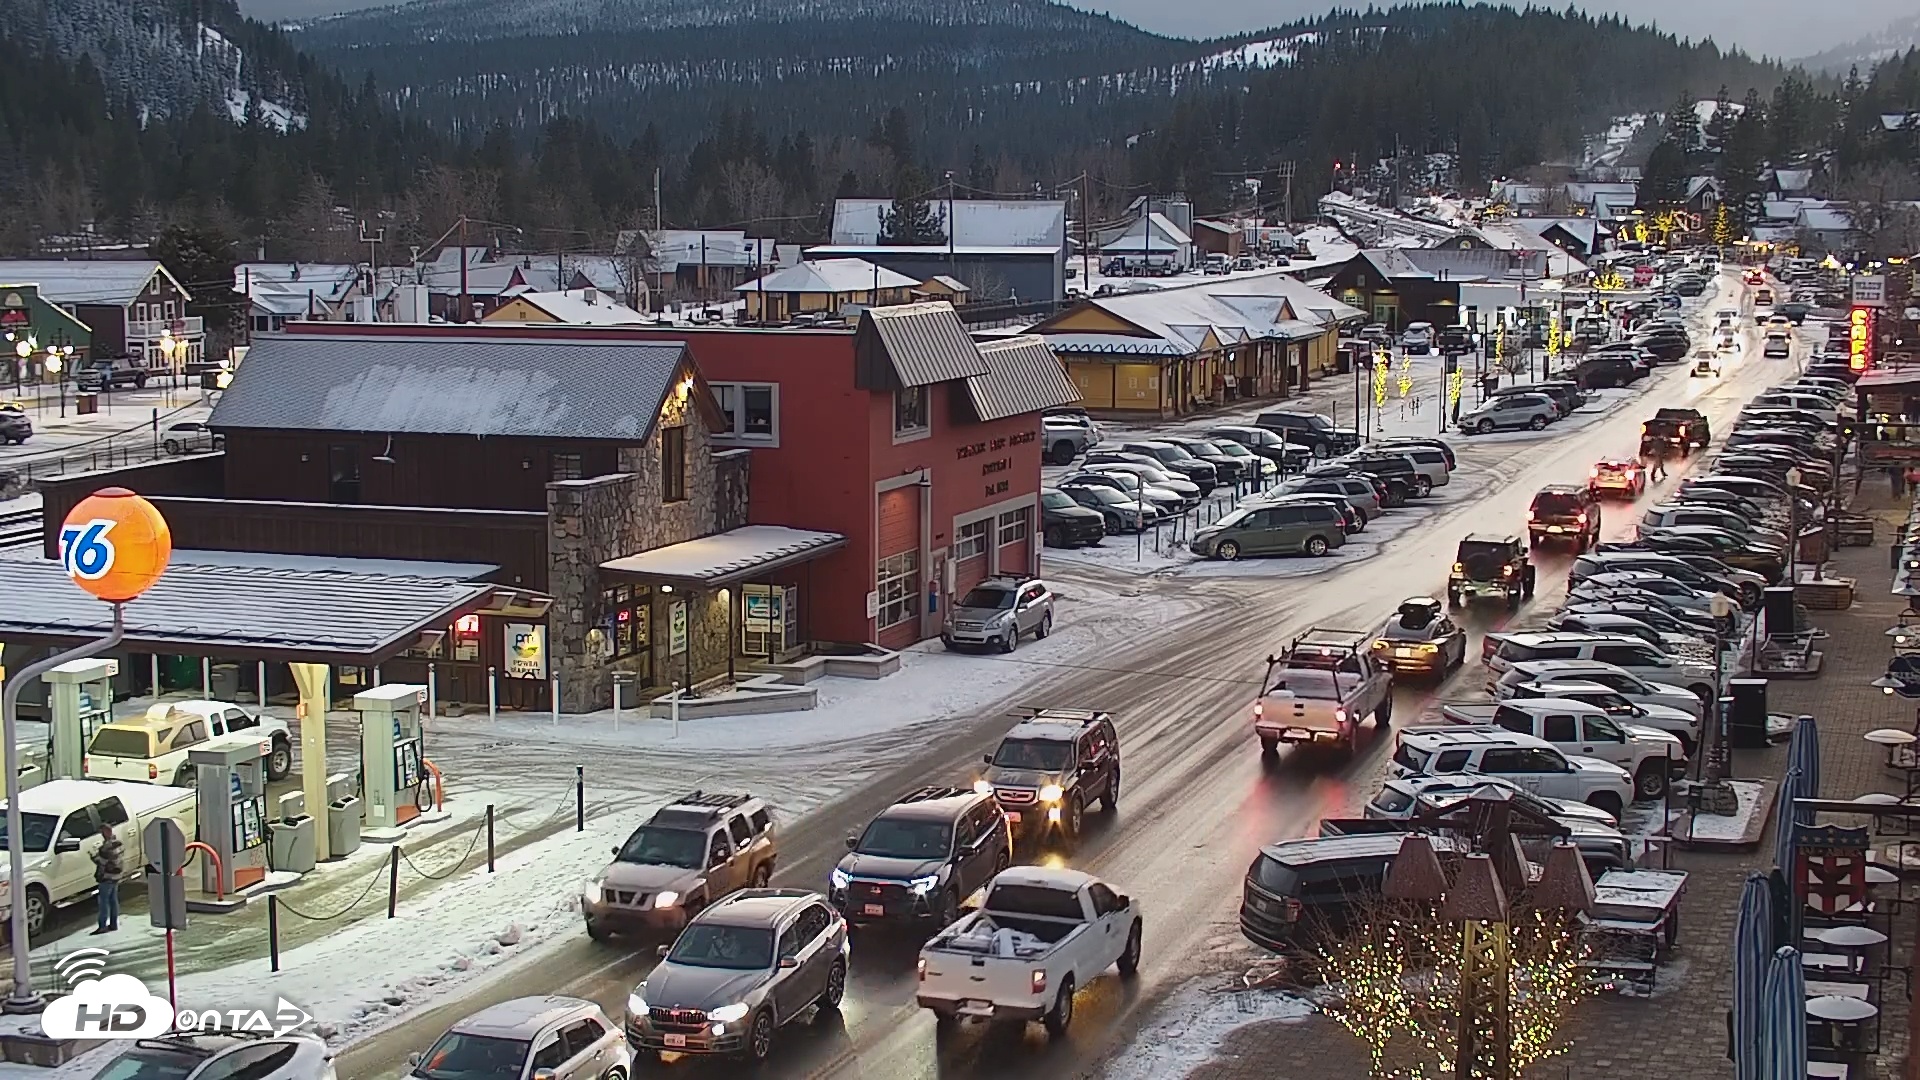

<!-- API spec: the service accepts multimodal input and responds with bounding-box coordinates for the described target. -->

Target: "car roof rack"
[1009,707,1110,726]
[665,791,755,812]
[897,785,974,804]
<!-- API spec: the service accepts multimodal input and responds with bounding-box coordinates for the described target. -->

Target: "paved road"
[339,278,1790,1080]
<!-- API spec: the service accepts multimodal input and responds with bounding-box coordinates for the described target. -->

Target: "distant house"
[912,276,972,305]
[485,290,651,326]
[1322,248,1550,332]
[809,198,1068,304]
[0,259,204,374]
[1097,213,1196,271]
[735,259,919,322]
[632,230,776,301]
[1189,219,1243,258]
[235,262,377,331]
[0,283,93,377]
[1770,168,1815,197]
[1505,217,1604,259]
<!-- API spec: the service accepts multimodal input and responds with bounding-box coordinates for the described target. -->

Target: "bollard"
[149,654,160,697]
[388,846,400,918]
[575,766,585,832]
[373,665,382,687]
[268,895,280,972]
[486,804,496,873]
[612,676,622,730]
[550,676,560,727]
[487,667,498,722]
[200,657,211,697]
[257,660,267,709]
[427,664,438,722]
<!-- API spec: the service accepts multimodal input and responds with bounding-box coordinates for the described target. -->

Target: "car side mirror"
[845,835,858,850]
[406,1052,422,1067]
[982,754,993,765]
[534,1071,557,1080]
[657,944,672,958]
[779,956,800,969]
[1117,894,1132,909]
[55,838,80,853]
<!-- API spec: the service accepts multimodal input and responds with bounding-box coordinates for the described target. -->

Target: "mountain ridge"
[1796,12,1920,75]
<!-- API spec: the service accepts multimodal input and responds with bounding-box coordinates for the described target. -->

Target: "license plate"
[960,1000,995,1016]
[1395,648,1414,658]
[663,1034,687,1048]
[1546,526,1563,533]
[863,903,885,916]
[1006,811,1021,823]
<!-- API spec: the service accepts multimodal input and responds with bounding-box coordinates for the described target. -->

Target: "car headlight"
[709,1003,751,1024]
[654,890,680,909]
[909,874,941,895]
[627,992,647,1016]
[584,879,603,904]
[973,779,993,795]
[1038,784,1064,803]
[830,868,851,891]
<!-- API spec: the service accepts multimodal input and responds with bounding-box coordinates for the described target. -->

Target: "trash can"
[210,662,241,700]
[269,792,318,874]
[1728,678,1770,750]
[327,796,362,858]
[74,394,98,416]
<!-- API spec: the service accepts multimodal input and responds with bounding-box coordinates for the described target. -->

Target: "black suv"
[978,708,1121,842]
[1253,411,1361,458]
[1341,451,1430,499]
[1207,425,1315,473]
[1118,441,1218,493]
[1448,533,1535,610]
[1528,485,1600,551]
[1571,353,1649,389]
[1641,408,1710,456]
[1039,488,1106,548]
[0,409,29,445]
[830,786,1011,928]
[1241,834,1462,948]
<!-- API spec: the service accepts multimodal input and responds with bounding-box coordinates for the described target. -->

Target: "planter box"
[1795,572,1855,610]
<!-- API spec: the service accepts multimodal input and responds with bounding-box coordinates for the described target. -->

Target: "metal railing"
[0,401,205,488]
[126,317,204,339]
[0,510,37,550]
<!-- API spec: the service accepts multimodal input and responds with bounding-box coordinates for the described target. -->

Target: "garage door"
[876,487,922,650]
[994,506,1033,579]
[952,518,992,600]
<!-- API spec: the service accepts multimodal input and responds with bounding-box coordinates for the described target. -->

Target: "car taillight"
[81,757,89,775]
[1502,565,1515,577]
[1282,897,1304,922]
[1031,970,1048,995]
[917,957,927,982]
[149,763,158,780]
[1590,467,1600,478]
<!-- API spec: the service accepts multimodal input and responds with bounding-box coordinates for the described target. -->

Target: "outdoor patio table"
[1808,1063,1849,1079]
[1866,866,1899,885]
[1867,728,1919,769]
[1817,925,1889,949]
[1802,952,1865,974]
[1806,995,1879,1022]
[1804,980,1872,1000]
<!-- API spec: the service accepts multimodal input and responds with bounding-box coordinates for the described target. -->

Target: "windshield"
[0,813,60,853]
[667,924,775,970]
[414,1032,530,1080]
[960,587,1016,610]
[1532,494,1583,516]
[1209,440,1252,457]
[1304,415,1334,431]
[1154,444,1195,461]
[855,817,951,860]
[1040,492,1076,510]
[99,1050,202,1080]
[1088,471,1139,492]
[1213,508,1253,529]
[88,727,152,757]
[992,738,1072,772]
[985,884,1084,919]
[615,826,705,869]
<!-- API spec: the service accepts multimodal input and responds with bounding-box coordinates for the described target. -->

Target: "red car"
[1589,458,1646,498]
[1743,269,1766,285]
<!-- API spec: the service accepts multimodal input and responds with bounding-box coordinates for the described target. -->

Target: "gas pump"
[188,740,271,895]
[354,684,429,840]
[44,658,117,781]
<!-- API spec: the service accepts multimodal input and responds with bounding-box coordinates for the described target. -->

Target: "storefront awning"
[599,526,847,589]
[0,560,520,664]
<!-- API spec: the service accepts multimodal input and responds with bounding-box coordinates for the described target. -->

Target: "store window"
[893,385,929,440]
[997,506,1031,546]
[600,585,652,659]
[712,383,778,444]
[876,550,918,630]
[452,613,482,661]
[661,426,687,502]
[953,519,989,562]
[551,453,583,481]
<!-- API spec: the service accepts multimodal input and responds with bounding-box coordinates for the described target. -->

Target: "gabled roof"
[1772,168,1814,192]
[209,332,699,442]
[235,263,360,304]
[1352,247,1548,282]
[737,258,919,295]
[499,289,649,326]
[923,275,970,292]
[967,336,1080,421]
[854,302,990,390]
[0,260,183,307]
[830,199,1066,249]
[1034,274,1360,358]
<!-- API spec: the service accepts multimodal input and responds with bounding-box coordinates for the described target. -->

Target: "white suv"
[1390,726,1635,817]
[1478,700,1685,800]
[1507,680,1703,755]
[1484,632,1718,702]
[1493,659,1703,719]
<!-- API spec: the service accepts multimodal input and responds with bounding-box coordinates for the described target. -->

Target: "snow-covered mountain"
[7,0,306,128]
[1797,13,1920,76]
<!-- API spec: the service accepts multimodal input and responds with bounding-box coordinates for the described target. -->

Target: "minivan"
[1190,502,1347,560]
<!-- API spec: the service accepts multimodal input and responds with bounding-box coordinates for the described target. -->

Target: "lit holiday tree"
[1710,205,1734,247]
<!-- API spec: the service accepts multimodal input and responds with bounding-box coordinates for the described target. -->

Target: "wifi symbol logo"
[55,948,109,989]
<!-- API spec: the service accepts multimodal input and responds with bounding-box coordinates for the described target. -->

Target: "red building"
[603,303,1079,649]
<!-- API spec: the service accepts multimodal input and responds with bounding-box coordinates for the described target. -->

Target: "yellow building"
[735,259,919,322]
[483,289,650,326]
[1027,275,1362,417]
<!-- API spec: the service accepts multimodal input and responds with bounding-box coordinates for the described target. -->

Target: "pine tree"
[965,144,997,195]
[1701,85,1734,155]
[1663,92,1702,163]
[877,165,946,245]
[1639,140,1689,210]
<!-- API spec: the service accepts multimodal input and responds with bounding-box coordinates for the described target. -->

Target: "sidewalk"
[1112,496,1914,1080]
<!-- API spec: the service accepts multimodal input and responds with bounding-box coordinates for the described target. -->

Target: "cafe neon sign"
[1849,306,1875,372]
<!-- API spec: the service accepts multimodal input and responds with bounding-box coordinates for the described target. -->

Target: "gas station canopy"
[0,560,519,663]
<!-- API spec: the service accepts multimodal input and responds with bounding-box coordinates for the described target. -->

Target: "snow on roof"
[803,245,1056,258]
[235,263,360,302]
[0,260,172,307]
[923,275,970,292]
[1695,99,1743,125]
[600,525,847,586]
[1772,168,1814,192]
[1469,224,1589,278]
[1038,274,1358,357]
[503,290,649,326]
[830,199,1066,248]
[736,258,919,295]
[1509,217,1599,249]
[1881,113,1919,132]
[1797,207,1857,233]
[643,230,775,272]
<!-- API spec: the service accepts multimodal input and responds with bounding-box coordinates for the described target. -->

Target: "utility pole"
[945,170,956,274]
[457,216,470,324]
[654,169,663,234]
[1080,173,1092,286]
[1275,161,1296,225]
[358,222,385,304]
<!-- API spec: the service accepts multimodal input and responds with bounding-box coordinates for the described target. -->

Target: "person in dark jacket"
[91,823,123,934]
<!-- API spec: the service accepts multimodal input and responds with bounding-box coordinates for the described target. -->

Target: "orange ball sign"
[58,488,172,602]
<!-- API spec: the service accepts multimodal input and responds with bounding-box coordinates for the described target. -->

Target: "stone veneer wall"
[547,382,735,711]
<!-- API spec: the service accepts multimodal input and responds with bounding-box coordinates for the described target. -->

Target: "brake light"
[1031,969,1048,995]
[1590,467,1599,478]
[1281,896,1304,922]
[149,763,158,780]
[917,957,927,982]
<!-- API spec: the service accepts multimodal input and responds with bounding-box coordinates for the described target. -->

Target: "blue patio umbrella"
[1789,715,1820,801]
[1761,945,1808,1080]
[1774,763,1804,875]
[1732,872,1775,1080]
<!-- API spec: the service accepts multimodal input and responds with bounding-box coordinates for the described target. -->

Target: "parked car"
[1493,658,1706,720]
[1039,489,1105,548]
[412,998,630,1080]
[830,786,1010,928]
[1060,483,1154,533]
[1505,681,1704,756]
[1362,777,1630,874]
[1459,392,1556,433]
[1191,502,1347,559]
[1061,470,1184,516]
[1041,414,1101,465]
[976,708,1120,843]
[1388,725,1635,818]
[1253,410,1361,457]
[1266,475,1380,520]
[1080,456,1202,504]
[73,358,151,391]
[1401,322,1435,355]
[1206,425,1314,472]
[1164,436,1264,483]
[1484,630,1719,702]
[943,577,1054,653]
[583,792,776,940]
[1116,441,1217,492]
[1258,492,1363,534]
[0,779,200,939]
[1345,447,1447,494]
[85,699,293,785]
[1240,834,1464,949]
[1491,380,1584,417]
[1440,702,1684,799]
[1374,436,1457,471]
[917,866,1140,1035]
[625,890,848,1064]
[0,410,29,445]
[161,421,223,455]
[112,1032,335,1080]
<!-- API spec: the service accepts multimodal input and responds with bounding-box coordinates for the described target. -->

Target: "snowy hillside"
[1797,13,1920,76]
[1199,31,1319,71]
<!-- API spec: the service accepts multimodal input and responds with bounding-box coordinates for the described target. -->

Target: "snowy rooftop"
[500,289,649,326]
[0,259,173,307]
[737,258,919,294]
[831,198,1066,248]
[600,525,847,587]
[1037,273,1360,357]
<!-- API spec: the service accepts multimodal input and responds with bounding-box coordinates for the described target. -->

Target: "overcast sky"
[1071,0,1907,58]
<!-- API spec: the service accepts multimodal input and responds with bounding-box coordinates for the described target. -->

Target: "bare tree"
[1838,163,1920,260]
[611,225,657,311]
[723,162,785,229]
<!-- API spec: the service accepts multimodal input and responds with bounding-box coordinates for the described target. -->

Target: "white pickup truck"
[86,699,293,785]
[0,779,199,939]
[916,866,1141,1036]
[1440,698,1685,800]
[1252,628,1393,756]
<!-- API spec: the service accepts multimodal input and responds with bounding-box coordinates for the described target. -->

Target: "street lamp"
[43,354,64,418]
[158,333,178,387]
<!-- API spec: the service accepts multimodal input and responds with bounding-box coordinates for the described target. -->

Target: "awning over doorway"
[0,560,515,664]
[599,526,847,589]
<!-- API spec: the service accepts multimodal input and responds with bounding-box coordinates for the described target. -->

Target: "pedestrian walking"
[91,823,123,934]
